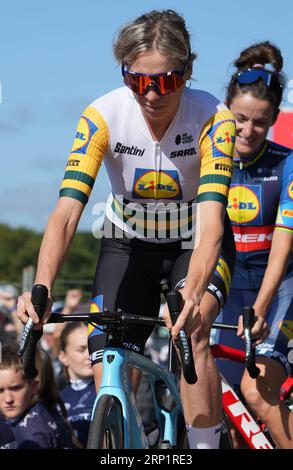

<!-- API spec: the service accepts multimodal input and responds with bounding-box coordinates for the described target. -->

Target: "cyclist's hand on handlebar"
[163,294,201,337]
[17,291,52,328]
[237,314,270,345]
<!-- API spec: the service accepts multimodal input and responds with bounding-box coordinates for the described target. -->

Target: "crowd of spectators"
[0,285,95,449]
[0,283,169,449]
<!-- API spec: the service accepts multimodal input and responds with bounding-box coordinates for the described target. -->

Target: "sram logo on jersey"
[233,225,273,252]
[227,185,262,224]
[170,147,196,158]
[114,142,145,157]
[132,169,182,199]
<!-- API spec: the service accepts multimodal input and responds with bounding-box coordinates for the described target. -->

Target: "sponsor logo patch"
[66,159,80,167]
[214,163,232,173]
[132,169,182,199]
[175,133,194,145]
[211,120,235,158]
[71,117,90,153]
[227,185,261,224]
[233,225,273,252]
[170,147,196,158]
[114,142,145,157]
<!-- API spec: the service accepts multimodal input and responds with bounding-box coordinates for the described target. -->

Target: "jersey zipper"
[154,142,161,195]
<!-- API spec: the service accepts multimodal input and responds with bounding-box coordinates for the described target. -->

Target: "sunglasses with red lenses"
[122,63,188,96]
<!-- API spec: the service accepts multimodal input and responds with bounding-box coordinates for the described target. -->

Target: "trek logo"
[175,133,194,145]
[233,226,273,252]
[227,185,261,224]
[66,159,80,167]
[170,147,196,158]
[234,232,273,244]
[132,168,182,200]
[114,142,145,157]
[222,381,273,449]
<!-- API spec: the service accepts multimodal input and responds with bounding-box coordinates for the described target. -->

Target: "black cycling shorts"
[88,213,235,365]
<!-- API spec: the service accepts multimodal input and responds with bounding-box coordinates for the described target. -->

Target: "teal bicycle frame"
[92,345,184,448]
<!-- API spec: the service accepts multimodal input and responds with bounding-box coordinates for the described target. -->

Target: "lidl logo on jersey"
[227,185,262,224]
[71,116,98,155]
[132,169,182,199]
[288,180,293,200]
[208,120,235,158]
[88,295,104,337]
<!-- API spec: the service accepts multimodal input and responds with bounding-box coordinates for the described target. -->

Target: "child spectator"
[59,322,95,448]
[0,344,77,448]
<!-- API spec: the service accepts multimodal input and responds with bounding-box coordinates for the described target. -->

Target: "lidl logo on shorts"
[278,320,293,340]
[71,116,98,155]
[208,120,235,158]
[132,168,182,199]
[88,295,103,337]
[288,181,293,200]
[227,185,262,224]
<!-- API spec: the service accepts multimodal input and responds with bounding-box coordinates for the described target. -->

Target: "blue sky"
[1,0,293,232]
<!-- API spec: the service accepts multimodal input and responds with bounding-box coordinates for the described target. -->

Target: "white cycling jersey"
[60,86,235,241]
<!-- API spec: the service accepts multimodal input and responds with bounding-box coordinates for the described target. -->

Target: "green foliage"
[0,224,101,291]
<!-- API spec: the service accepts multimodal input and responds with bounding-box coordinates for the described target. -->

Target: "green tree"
[0,224,101,294]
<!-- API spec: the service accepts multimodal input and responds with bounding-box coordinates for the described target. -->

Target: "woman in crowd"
[217,41,293,448]
[59,322,95,448]
[0,344,76,448]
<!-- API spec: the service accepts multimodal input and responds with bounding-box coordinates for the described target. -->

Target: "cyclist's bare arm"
[17,197,84,325]
[167,200,225,337]
[238,229,293,343]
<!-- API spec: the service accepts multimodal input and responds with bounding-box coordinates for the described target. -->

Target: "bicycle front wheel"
[87,394,124,449]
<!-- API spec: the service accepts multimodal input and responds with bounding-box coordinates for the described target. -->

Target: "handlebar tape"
[19,284,48,378]
[242,306,260,379]
[166,290,197,385]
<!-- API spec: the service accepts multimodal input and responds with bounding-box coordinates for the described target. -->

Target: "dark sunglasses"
[122,63,188,96]
[235,68,282,90]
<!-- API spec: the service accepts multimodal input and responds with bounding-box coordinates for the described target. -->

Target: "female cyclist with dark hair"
[217,41,293,448]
